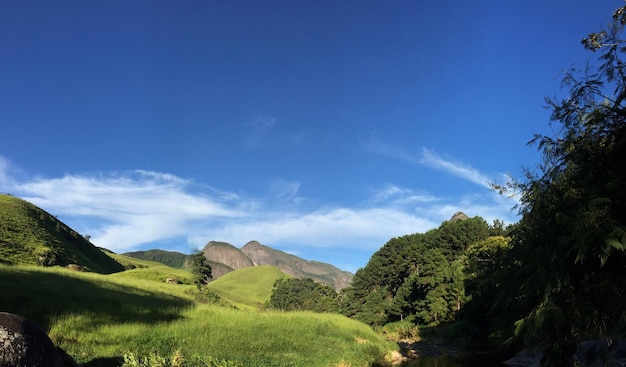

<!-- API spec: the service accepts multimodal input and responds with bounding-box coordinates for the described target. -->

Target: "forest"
[267,5,626,365]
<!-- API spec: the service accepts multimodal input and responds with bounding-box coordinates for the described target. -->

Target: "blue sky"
[0,0,621,272]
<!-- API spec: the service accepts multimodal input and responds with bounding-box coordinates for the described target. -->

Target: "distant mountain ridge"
[241,241,353,290]
[201,240,352,290]
[125,240,353,290]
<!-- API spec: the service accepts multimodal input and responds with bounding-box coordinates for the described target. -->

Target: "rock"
[65,264,83,271]
[0,312,78,367]
[165,277,179,284]
[449,211,469,222]
[385,350,407,365]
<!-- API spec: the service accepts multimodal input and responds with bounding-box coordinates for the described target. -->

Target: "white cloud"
[199,207,437,251]
[371,184,439,205]
[366,134,419,164]
[3,169,244,252]
[269,179,303,204]
[0,154,520,268]
[0,156,18,189]
[419,148,492,189]
[366,134,498,190]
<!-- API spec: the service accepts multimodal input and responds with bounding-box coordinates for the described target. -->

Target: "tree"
[492,6,626,364]
[266,278,339,313]
[191,251,212,291]
[342,216,491,326]
[461,236,511,341]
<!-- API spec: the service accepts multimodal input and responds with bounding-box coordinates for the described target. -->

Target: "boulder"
[65,264,83,272]
[0,312,78,367]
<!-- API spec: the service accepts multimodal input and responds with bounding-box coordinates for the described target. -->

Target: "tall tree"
[492,6,626,364]
[192,251,212,291]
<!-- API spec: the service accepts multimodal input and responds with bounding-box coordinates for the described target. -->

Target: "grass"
[0,194,124,273]
[0,264,397,366]
[207,265,290,309]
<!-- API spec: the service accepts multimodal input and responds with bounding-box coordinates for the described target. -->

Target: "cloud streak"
[367,134,494,189]
[419,148,492,189]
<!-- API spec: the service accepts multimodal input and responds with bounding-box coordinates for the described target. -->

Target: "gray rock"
[0,312,78,367]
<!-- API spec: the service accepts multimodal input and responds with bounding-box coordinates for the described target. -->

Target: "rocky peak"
[202,241,253,270]
[449,211,469,222]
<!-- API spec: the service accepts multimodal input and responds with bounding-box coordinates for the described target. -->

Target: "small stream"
[400,353,504,367]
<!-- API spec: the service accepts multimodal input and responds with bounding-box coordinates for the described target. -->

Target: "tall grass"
[0,264,397,366]
[207,266,290,309]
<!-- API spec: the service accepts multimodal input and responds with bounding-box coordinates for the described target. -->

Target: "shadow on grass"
[0,266,193,331]
[82,356,123,367]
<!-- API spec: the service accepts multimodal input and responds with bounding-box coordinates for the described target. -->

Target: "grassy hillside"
[0,194,124,273]
[122,249,191,269]
[207,265,291,309]
[0,264,397,367]
[107,252,196,285]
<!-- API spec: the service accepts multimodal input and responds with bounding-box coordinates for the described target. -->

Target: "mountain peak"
[450,211,469,222]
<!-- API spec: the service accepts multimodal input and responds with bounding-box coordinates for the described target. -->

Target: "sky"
[0,0,621,273]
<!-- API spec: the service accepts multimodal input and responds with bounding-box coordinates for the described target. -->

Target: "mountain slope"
[242,240,353,290]
[0,194,124,273]
[201,241,254,274]
[123,242,353,290]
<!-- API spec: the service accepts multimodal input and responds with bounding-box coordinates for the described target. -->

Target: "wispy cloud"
[419,148,492,189]
[269,179,304,204]
[366,133,419,164]
[371,184,439,205]
[366,134,494,189]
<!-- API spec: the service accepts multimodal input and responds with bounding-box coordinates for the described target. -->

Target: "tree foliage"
[341,216,491,327]
[191,251,212,291]
[266,278,339,313]
[487,6,626,365]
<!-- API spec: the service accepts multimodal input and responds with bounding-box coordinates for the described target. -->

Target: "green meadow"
[0,263,397,367]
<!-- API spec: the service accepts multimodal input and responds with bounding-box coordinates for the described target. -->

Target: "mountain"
[241,241,353,290]
[201,241,254,271]
[449,211,469,222]
[0,194,124,273]
[125,241,353,290]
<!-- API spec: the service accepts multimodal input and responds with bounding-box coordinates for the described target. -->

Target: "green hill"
[0,263,397,366]
[208,265,291,308]
[0,194,124,273]
[108,253,290,310]
[107,252,196,285]
[122,249,192,268]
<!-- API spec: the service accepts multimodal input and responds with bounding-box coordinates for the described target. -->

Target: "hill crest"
[0,194,124,273]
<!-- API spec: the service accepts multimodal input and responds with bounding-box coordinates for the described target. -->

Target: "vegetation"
[266,277,340,312]
[207,266,290,309]
[0,263,397,367]
[0,194,124,273]
[340,216,494,327]
[191,251,212,291]
[482,6,626,365]
[122,249,192,269]
[3,7,626,366]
